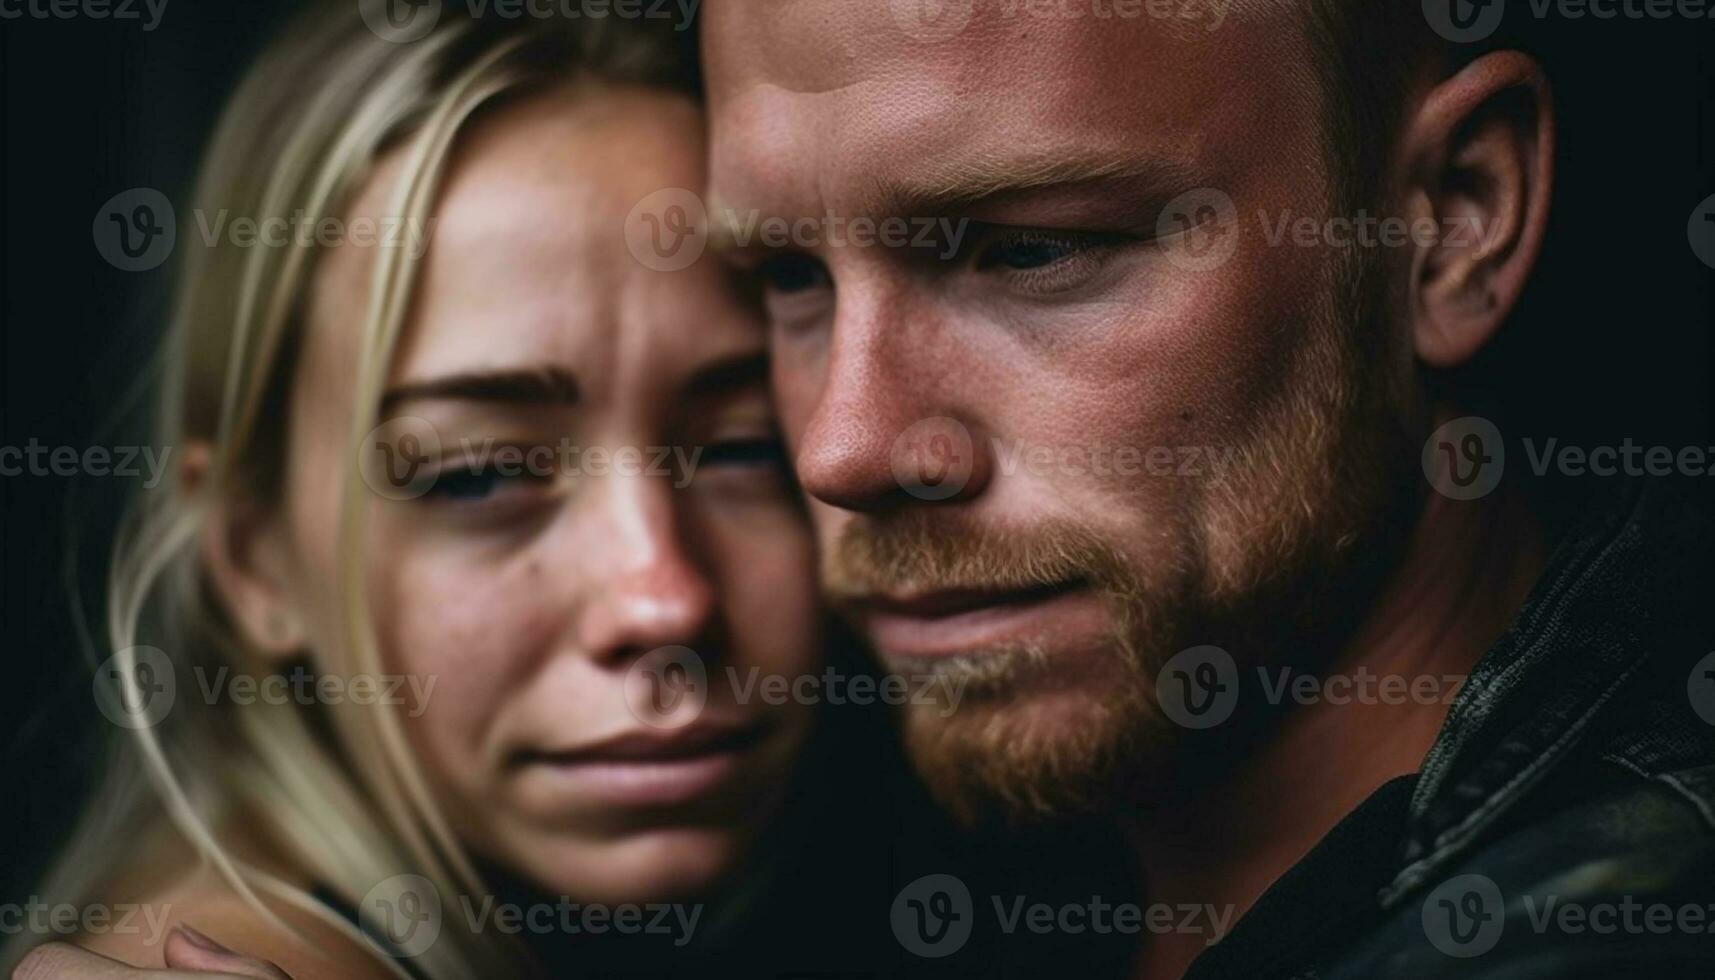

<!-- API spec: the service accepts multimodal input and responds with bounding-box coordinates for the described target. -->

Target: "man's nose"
[792,296,991,513]
[574,480,716,664]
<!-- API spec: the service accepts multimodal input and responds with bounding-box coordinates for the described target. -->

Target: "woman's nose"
[572,480,716,665]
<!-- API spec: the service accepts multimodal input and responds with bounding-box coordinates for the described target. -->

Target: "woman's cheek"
[369,545,543,792]
[711,513,820,679]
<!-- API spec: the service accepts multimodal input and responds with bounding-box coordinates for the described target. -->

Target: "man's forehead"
[702,0,1317,212]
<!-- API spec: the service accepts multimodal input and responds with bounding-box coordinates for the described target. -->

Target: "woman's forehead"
[304,84,756,416]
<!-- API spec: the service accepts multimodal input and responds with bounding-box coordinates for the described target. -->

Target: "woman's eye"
[756,252,831,295]
[419,465,552,504]
[421,467,513,502]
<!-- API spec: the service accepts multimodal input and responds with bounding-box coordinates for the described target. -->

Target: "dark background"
[3,2,1712,901]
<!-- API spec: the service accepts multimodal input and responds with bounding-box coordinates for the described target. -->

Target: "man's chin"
[892,654,1168,827]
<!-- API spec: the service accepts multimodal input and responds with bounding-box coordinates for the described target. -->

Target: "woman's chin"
[512,825,752,907]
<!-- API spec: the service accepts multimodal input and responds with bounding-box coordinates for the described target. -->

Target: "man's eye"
[975,231,1102,271]
[967,228,1133,296]
[757,253,831,294]
[700,437,788,468]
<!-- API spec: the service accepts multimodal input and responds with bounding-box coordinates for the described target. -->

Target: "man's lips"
[853,578,1098,658]
[509,722,768,811]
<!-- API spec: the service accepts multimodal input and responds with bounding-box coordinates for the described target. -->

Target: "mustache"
[820,511,1143,604]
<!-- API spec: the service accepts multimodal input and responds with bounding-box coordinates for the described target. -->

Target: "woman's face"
[270,85,819,903]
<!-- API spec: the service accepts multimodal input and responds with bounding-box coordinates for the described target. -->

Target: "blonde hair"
[10,3,694,976]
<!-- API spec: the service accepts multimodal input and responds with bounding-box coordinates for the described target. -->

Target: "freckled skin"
[280,86,821,905]
[702,2,1393,807]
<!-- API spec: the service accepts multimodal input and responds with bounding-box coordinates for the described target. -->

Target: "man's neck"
[1127,484,1546,980]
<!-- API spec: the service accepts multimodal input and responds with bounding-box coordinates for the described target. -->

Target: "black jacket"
[1188,479,1715,979]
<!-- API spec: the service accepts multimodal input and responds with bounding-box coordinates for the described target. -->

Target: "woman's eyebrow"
[380,367,581,413]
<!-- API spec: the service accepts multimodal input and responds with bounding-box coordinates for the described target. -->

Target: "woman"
[6,3,888,977]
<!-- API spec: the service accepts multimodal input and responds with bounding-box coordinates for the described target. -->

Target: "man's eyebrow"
[709,152,1198,252]
[380,367,581,413]
[878,152,1202,218]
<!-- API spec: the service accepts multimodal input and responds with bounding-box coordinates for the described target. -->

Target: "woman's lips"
[510,723,766,811]
[858,578,1104,659]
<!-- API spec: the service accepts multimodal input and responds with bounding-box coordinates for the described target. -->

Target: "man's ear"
[1401,50,1554,368]
[184,443,307,660]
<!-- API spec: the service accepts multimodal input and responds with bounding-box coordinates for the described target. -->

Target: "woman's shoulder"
[74,858,400,980]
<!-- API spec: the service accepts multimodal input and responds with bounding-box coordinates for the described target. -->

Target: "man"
[699,1,1714,977]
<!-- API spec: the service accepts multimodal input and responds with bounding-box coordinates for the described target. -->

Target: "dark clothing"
[1187,479,1715,979]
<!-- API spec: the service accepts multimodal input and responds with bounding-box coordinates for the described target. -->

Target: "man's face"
[704,2,1416,821]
